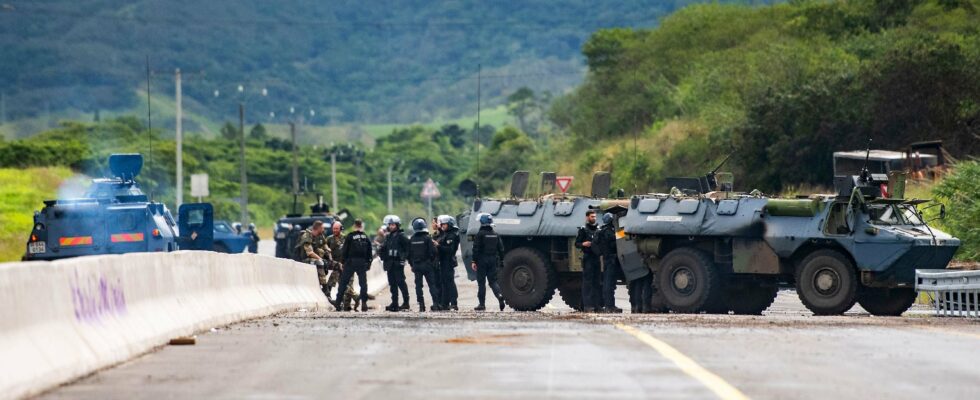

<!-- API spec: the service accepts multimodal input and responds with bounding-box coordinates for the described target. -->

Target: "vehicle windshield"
[867,204,924,226]
[214,222,232,233]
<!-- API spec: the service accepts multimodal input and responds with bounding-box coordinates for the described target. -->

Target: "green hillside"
[0,167,74,261]
[0,0,762,138]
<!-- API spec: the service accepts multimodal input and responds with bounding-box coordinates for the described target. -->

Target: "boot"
[400,302,410,311]
[497,295,506,311]
[328,297,341,311]
[431,304,443,312]
[451,303,458,311]
[603,306,623,314]
[583,307,596,313]
[474,304,486,311]
[360,299,368,312]
[385,303,400,312]
[419,299,426,313]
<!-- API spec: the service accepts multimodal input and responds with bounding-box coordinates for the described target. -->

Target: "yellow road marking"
[615,323,750,400]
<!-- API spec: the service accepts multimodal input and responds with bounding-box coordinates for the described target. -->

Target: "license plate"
[29,241,46,254]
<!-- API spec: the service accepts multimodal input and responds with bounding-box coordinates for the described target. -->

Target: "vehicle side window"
[824,203,849,235]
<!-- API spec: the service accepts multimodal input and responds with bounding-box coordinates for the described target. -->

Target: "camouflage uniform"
[297,228,330,286]
[326,234,357,308]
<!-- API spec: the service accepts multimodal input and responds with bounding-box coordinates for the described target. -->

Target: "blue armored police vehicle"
[272,194,344,259]
[23,153,214,261]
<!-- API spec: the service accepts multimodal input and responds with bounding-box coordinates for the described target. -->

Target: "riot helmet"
[478,213,493,226]
[411,217,427,232]
[602,212,615,225]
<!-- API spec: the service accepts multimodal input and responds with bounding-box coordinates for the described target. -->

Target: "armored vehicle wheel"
[795,250,857,315]
[728,286,778,315]
[657,247,722,313]
[857,287,917,316]
[557,277,583,311]
[500,247,557,311]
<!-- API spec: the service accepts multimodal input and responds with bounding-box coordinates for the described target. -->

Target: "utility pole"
[239,102,249,226]
[175,69,183,209]
[289,122,299,214]
[330,151,338,210]
[475,63,481,194]
[387,163,394,214]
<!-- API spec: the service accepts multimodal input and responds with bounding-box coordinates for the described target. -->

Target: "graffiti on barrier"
[70,270,127,323]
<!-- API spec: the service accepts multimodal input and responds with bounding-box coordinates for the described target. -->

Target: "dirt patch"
[444,333,526,345]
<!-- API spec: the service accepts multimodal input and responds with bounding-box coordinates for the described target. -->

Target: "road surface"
[40,262,980,400]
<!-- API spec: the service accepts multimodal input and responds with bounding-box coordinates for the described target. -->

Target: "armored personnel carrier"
[620,163,960,316]
[23,153,214,261]
[459,171,618,311]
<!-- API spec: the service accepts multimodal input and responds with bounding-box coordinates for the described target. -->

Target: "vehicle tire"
[500,247,557,311]
[657,247,722,313]
[557,276,583,311]
[213,243,230,253]
[728,286,778,315]
[857,287,917,316]
[795,249,858,315]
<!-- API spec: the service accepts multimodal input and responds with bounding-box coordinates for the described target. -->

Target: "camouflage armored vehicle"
[459,171,618,311]
[24,153,214,261]
[272,194,347,259]
[618,161,960,316]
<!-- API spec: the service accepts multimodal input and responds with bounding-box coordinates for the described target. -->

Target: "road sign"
[190,173,209,198]
[556,176,573,193]
[421,178,441,199]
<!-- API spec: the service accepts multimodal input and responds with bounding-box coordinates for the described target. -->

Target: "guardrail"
[0,252,327,400]
[915,269,980,318]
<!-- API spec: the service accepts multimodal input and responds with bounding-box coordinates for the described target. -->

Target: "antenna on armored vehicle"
[859,138,873,183]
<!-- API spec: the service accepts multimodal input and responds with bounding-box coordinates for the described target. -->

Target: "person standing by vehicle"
[576,210,602,312]
[332,219,373,312]
[471,213,506,311]
[408,218,441,311]
[436,215,460,311]
[295,220,331,299]
[379,216,411,311]
[326,221,357,311]
[246,223,260,253]
[595,212,623,313]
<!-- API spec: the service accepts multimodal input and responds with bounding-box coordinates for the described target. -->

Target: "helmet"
[478,213,493,226]
[437,214,455,227]
[602,212,614,225]
[388,215,401,225]
[382,215,394,225]
[248,223,256,231]
[411,218,427,232]
[232,222,242,233]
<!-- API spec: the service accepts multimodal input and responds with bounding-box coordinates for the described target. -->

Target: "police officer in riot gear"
[596,212,623,313]
[333,219,373,312]
[436,215,460,311]
[246,223,259,253]
[408,218,441,311]
[471,213,506,311]
[575,210,602,312]
[380,215,411,311]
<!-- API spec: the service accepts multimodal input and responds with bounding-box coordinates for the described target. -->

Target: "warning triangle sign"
[555,176,573,193]
[420,178,441,199]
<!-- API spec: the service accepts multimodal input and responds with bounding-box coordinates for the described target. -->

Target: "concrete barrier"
[0,251,327,400]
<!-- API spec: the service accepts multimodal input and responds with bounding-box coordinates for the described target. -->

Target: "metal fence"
[916,269,980,318]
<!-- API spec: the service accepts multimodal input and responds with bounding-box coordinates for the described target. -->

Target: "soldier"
[379,216,411,311]
[575,210,602,312]
[596,212,623,313]
[325,221,357,311]
[332,219,373,312]
[471,213,506,311]
[246,223,259,253]
[295,220,331,298]
[408,218,441,312]
[436,215,460,311]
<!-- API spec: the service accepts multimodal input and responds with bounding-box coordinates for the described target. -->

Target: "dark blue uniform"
[472,225,505,310]
[408,231,441,311]
[596,223,623,312]
[336,229,373,311]
[575,223,602,311]
[380,228,411,310]
[436,227,461,309]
